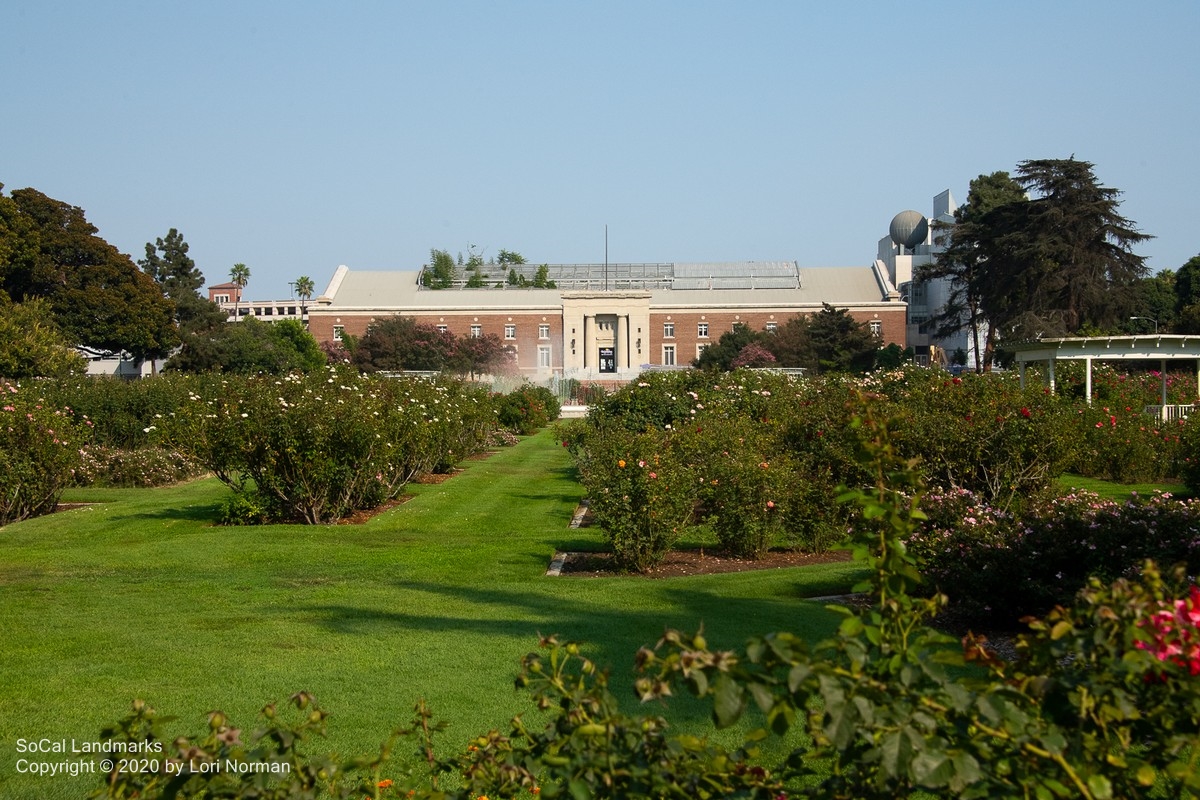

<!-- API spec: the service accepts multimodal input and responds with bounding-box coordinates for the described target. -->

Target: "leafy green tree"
[140,228,200,297]
[422,249,457,289]
[268,319,326,371]
[229,262,250,319]
[1123,268,1175,333]
[764,314,813,368]
[1174,255,1200,333]
[919,171,1027,371]
[874,342,913,369]
[980,159,1149,346]
[926,160,1150,366]
[353,315,456,372]
[765,306,878,373]
[448,333,514,379]
[1,186,178,360]
[693,324,766,370]
[0,296,86,378]
[805,303,878,372]
[0,184,40,297]
[532,264,556,288]
[496,249,526,265]
[166,317,323,374]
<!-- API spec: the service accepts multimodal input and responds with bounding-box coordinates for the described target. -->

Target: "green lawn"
[0,429,863,799]
[1058,473,1190,501]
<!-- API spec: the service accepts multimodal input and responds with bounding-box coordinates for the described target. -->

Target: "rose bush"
[907,487,1200,626]
[167,368,493,524]
[575,424,698,571]
[34,374,208,486]
[0,380,90,525]
[495,383,561,435]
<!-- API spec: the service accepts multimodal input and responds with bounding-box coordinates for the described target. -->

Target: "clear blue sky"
[4,2,1197,300]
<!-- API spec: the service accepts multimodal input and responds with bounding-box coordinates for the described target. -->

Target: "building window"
[504,324,516,339]
[436,324,448,334]
[539,324,550,339]
[214,294,230,304]
[765,321,777,333]
[697,322,708,338]
[663,321,675,338]
[470,324,482,338]
[537,345,552,368]
[333,325,344,342]
[870,320,883,338]
[662,344,676,366]
[910,281,928,308]
[696,343,709,359]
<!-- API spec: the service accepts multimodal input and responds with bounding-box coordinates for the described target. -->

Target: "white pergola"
[1009,335,1200,412]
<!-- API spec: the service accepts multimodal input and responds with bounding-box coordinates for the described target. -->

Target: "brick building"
[306,260,905,380]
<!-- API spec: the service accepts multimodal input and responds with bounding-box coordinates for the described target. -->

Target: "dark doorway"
[599,347,616,373]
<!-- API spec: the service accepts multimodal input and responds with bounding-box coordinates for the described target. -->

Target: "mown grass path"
[0,429,862,799]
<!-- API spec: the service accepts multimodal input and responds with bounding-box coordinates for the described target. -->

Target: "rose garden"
[3,364,1200,798]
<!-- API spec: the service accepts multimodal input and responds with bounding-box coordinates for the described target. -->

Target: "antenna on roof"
[604,224,608,291]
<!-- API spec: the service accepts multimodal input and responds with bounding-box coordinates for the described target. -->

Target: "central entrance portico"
[561,291,652,376]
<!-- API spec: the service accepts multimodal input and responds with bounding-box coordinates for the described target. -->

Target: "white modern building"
[875,190,976,367]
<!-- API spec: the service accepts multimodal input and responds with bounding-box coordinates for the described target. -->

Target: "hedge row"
[2,372,559,526]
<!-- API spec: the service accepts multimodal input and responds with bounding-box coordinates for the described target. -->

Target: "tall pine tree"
[925,158,1150,367]
[140,228,226,332]
[1007,157,1151,336]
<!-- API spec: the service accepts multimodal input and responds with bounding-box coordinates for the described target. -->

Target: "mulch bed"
[558,547,853,579]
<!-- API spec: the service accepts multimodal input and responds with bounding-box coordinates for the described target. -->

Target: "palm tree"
[294,275,315,324]
[229,263,250,320]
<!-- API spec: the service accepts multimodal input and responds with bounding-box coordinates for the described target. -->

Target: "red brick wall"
[309,311,562,371]
[650,309,905,365]
[310,306,906,370]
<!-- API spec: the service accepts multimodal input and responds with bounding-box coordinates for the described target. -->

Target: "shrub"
[1050,362,1193,482]
[576,425,697,571]
[908,487,1200,626]
[74,445,204,488]
[1073,401,1186,483]
[1177,412,1200,493]
[584,371,706,433]
[776,454,849,553]
[572,370,850,562]
[35,374,199,450]
[691,416,790,558]
[874,369,1078,510]
[168,369,491,524]
[0,380,90,525]
[495,383,561,435]
[775,373,873,496]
